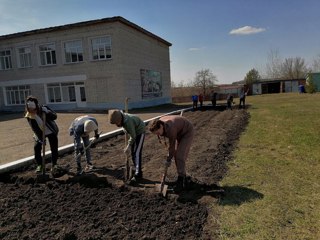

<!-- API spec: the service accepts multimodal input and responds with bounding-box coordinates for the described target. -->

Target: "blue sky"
[1,0,319,84]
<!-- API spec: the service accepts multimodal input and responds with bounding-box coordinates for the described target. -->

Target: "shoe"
[35,165,42,173]
[85,163,94,171]
[76,167,83,175]
[51,164,58,172]
[134,172,143,180]
[129,176,137,185]
[173,176,186,193]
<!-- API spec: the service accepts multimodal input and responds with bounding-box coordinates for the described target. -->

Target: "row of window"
[5,82,86,105]
[0,36,112,70]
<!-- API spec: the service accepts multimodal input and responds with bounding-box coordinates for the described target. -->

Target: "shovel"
[155,164,169,197]
[37,112,49,181]
[124,97,133,182]
[75,132,102,159]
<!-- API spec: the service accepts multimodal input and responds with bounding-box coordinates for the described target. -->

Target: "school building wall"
[0,17,172,112]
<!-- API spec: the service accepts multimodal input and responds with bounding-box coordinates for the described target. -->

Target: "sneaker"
[85,163,94,171]
[76,167,83,175]
[134,172,143,180]
[51,164,58,172]
[129,176,137,185]
[35,165,42,173]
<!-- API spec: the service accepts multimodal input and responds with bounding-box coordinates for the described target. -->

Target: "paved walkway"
[0,104,192,165]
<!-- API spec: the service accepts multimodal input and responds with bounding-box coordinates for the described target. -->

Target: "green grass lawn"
[213,93,320,239]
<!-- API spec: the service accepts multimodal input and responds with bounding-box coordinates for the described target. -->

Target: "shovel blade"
[155,183,168,197]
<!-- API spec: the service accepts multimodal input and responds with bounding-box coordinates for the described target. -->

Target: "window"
[6,85,31,105]
[39,43,56,66]
[91,36,112,60]
[64,40,83,63]
[61,83,76,102]
[47,83,61,102]
[47,82,82,103]
[17,46,32,68]
[0,49,13,70]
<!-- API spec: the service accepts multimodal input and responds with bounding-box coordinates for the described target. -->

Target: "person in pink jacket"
[148,115,194,192]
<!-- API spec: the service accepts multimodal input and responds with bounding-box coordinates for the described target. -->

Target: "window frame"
[0,49,13,70]
[5,85,31,105]
[90,36,112,61]
[17,45,33,68]
[63,39,84,64]
[46,82,84,103]
[38,43,57,66]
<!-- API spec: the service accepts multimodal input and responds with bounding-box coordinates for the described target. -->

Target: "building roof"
[255,78,306,84]
[0,16,172,47]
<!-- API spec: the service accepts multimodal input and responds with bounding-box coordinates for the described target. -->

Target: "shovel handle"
[41,112,46,175]
[160,164,169,190]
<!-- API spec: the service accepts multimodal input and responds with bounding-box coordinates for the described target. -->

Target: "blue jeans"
[74,135,91,168]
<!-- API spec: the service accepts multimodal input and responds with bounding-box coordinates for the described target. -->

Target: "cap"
[84,120,98,133]
[109,109,122,124]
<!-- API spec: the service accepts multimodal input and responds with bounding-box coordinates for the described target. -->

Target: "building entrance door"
[75,85,86,108]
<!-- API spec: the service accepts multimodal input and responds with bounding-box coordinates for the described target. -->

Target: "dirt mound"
[0,108,249,239]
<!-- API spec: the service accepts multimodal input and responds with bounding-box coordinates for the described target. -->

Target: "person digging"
[69,115,100,175]
[24,96,59,175]
[109,109,146,183]
[148,115,194,193]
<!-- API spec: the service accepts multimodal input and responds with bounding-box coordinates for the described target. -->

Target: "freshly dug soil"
[0,108,249,240]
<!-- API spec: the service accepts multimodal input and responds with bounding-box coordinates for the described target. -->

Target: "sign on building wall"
[140,69,162,98]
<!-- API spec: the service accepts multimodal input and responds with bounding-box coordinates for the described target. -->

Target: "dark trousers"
[130,133,145,175]
[239,98,245,109]
[34,133,58,166]
[192,101,198,109]
[227,100,232,110]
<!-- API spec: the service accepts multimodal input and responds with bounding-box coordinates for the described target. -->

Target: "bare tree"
[266,49,282,79]
[193,69,217,96]
[311,54,320,72]
[281,57,309,79]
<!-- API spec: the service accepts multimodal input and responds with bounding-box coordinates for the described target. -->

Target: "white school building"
[0,16,172,112]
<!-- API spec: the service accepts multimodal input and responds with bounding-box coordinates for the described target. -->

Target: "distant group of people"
[24,95,194,193]
[191,88,248,110]
[226,88,249,110]
[191,93,203,110]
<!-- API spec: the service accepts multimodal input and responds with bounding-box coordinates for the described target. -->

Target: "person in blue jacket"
[192,95,198,110]
[69,115,100,175]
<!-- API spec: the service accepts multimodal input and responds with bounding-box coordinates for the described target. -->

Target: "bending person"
[69,115,100,175]
[24,96,59,173]
[148,115,194,192]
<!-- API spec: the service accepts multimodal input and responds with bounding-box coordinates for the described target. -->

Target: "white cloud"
[229,26,266,35]
[188,47,203,51]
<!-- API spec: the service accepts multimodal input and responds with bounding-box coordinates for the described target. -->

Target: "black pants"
[34,133,58,166]
[192,101,198,109]
[130,133,145,175]
[239,98,245,109]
